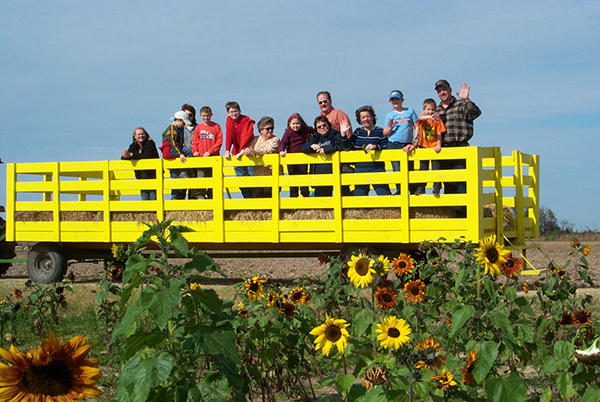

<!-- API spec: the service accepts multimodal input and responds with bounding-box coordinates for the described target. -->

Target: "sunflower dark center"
[248,282,259,292]
[291,291,302,300]
[355,258,370,276]
[485,247,499,263]
[505,259,514,268]
[410,285,420,296]
[23,359,72,396]
[381,293,392,303]
[398,261,407,269]
[387,328,400,338]
[325,325,342,342]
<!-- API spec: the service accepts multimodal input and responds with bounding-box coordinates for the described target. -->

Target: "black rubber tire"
[26,243,67,283]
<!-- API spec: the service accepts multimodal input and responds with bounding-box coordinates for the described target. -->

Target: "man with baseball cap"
[434,80,481,217]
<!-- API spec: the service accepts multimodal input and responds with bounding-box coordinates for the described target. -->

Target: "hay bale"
[281,209,334,220]
[483,204,513,227]
[111,212,158,222]
[225,210,272,221]
[14,211,53,222]
[343,208,402,220]
[410,207,456,219]
[165,210,214,222]
[60,211,104,221]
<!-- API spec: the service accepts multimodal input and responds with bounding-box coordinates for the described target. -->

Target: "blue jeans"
[354,164,391,196]
[170,147,193,199]
[388,141,415,194]
[234,165,254,199]
[415,159,441,192]
[439,142,469,217]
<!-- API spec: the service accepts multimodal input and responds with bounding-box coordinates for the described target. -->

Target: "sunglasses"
[318,100,329,105]
[316,124,328,129]
[263,127,274,131]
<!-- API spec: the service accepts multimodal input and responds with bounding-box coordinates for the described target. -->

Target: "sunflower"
[68,271,75,282]
[558,311,575,326]
[309,315,350,356]
[571,239,581,248]
[318,252,330,265]
[12,289,22,299]
[574,309,593,327]
[279,301,295,318]
[374,255,390,277]
[461,349,478,385]
[347,254,376,288]
[108,264,123,281]
[474,235,509,276]
[501,252,523,278]
[404,279,426,303]
[557,269,567,279]
[583,245,592,256]
[374,287,397,310]
[415,336,445,370]
[547,262,557,273]
[362,365,389,391]
[0,330,102,401]
[392,253,414,277]
[189,282,202,291]
[266,291,281,308]
[376,316,411,349]
[236,301,249,318]
[522,282,529,294]
[289,287,310,304]
[244,277,266,302]
[431,368,457,391]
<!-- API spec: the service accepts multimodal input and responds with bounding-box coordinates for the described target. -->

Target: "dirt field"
[4,240,599,288]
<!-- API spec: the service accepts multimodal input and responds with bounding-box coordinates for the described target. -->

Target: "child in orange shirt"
[415,98,446,195]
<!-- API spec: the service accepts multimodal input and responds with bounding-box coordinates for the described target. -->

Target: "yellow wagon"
[4,147,539,282]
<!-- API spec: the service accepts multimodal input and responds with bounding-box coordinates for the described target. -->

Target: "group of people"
[121,80,481,209]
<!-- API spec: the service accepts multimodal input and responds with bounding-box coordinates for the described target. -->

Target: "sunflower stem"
[476,264,482,332]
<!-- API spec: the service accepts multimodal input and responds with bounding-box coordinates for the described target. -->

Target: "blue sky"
[1,1,599,229]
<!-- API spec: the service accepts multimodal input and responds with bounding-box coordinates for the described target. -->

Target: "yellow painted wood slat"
[5,164,16,241]
[15,181,54,192]
[279,220,336,231]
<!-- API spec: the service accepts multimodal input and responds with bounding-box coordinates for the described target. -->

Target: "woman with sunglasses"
[301,116,344,197]
[236,116,280,198]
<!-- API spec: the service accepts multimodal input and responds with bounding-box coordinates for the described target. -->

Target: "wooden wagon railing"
[5,147,539,250]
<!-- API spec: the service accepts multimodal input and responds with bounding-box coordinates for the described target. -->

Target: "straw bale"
[14,211,53,222]
[410,207,456,219]
[225,210,272,221]
[483,204,513,227]
[165,210,214,222]
[343,208,402,220]
[111,212,158,222]
[281,209,334,220]
[60,211,104,221]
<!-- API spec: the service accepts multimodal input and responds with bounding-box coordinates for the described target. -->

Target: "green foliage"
[12,279,73,337]
[112,220,246,401]
[106,221,598,401]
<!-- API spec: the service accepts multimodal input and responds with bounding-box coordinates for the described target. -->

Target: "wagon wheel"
[26,243,68,283]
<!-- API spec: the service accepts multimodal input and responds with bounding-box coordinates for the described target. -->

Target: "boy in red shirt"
[415,98,446,195]
[224,101,255,198]
[191,106,223,199]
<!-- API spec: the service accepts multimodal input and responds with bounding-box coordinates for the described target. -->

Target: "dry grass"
[13,203,512,227]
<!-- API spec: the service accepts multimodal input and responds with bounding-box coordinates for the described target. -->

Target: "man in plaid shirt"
[434,80,481,217]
